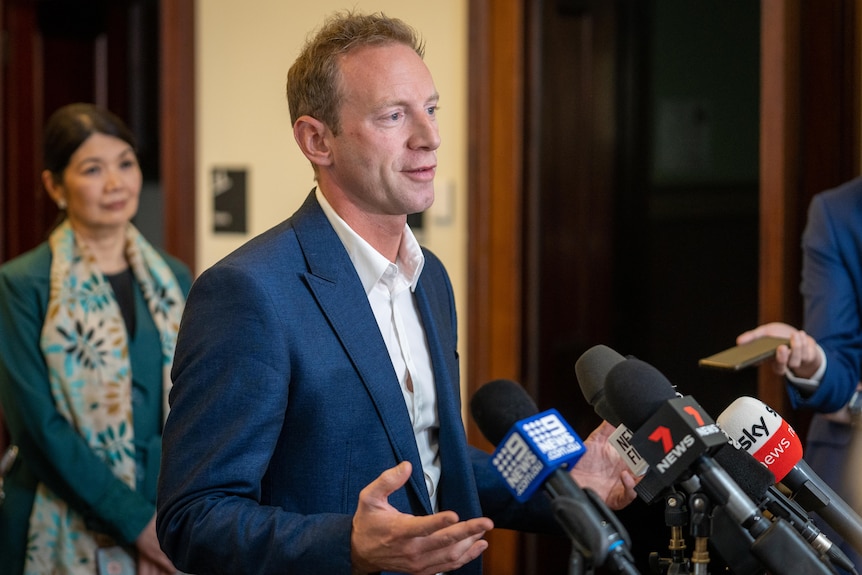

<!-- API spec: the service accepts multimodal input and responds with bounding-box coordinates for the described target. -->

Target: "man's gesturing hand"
[351,461,494,575]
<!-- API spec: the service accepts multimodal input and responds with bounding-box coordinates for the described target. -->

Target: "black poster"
[213,167,247,233]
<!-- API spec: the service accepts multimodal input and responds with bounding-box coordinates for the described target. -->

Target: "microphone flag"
[717,396,804,482]
[490,408,586,502]
[628,396,727,490]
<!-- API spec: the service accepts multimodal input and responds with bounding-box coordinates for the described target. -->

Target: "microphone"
[577,348,852,571]
[718,396,862,557]
[575,346,665,504]
[603,358,837,575]
[576,344,626,424]
[578,347,763,572]
[577,347,761,573]
[714,440,857,573]
[470,379,640,575]
[602,359,761,528]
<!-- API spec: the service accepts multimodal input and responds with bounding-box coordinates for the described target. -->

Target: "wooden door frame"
[0,0,195,270]
[757,1,802,413]
[466,0,524,572]
[758,1,860,416]
[160,0,196,271]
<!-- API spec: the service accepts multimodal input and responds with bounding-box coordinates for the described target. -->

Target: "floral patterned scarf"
[25,220,184,575]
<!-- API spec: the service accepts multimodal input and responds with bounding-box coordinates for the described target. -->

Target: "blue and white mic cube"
[490,409,586,502]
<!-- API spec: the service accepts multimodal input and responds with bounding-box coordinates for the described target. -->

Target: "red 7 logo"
[683,406,705,426]
[648,426,673,453]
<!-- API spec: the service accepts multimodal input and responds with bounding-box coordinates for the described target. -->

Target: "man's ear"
[293,116,333,168]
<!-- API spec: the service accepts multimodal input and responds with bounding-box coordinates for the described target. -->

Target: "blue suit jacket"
[157,192,555,574]
[788,178,862,571]
[791,177,862,413]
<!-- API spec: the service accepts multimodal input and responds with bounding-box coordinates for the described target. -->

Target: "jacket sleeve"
[470,445,561,534]
[790,190,862,412]
[156,262,354,574]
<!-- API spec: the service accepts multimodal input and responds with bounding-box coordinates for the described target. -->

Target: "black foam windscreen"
[575,344,626,425]
[604,358,677,430]
[713,444,776,501]
[470,379,538,446]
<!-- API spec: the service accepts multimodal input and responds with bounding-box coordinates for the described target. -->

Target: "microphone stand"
[694,457,837,575]
[647,490,710,575]
[784,459,862,555]
[551,489,641,575]
[649,490,691,575]
[568,545,587,575]
[688,493,711,575]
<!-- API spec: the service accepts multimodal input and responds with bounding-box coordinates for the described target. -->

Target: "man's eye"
[427,106,439,116]
[389,112,402,121]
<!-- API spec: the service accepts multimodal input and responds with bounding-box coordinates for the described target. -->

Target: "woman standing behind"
[0,103,191,575]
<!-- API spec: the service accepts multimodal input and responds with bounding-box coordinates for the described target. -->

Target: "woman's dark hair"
[43,103,137,179]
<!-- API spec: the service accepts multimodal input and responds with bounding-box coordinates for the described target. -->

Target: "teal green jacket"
[0,242,192,574]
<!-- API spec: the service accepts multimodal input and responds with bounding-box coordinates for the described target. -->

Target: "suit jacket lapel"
[416,271,484,575]
[414,263,483,521]
[292,193,433,513]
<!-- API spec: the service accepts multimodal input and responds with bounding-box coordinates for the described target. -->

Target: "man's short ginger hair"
[286,11,425,136]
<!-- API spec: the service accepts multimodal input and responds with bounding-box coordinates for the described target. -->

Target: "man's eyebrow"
[374,92,440,111]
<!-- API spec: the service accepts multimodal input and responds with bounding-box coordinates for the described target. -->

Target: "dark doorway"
[468,0,860,573]
[1,0,194,268]
[522,1,761,572]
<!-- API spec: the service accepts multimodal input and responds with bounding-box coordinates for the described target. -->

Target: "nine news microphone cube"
[489,409,586,502]
[629,396,727,490]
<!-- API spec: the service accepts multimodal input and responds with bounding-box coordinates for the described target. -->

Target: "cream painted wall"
[196,1,470,380]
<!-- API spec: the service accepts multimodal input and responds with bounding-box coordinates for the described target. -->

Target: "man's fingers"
[429,515,494,542]
[773,345,791,375]
[360,461,413,505]
[402,517,493,574]
[395,510,492,541]
[737,323,772,343]
[358,513,493,575]
[419,537,490,575]
[737,322,795,345]
[353,464,494,575]
[737,330,758,345]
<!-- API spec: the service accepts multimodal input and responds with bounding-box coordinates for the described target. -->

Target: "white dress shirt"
[316,189,442,510]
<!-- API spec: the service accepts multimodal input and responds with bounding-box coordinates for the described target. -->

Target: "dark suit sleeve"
[470,445,560,534]
[791,188,862,412]
[156,262,353,574]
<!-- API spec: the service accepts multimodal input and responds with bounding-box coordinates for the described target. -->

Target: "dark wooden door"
[0,0,195,269]
[469,1,859,574]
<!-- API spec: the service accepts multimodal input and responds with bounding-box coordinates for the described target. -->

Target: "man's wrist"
[786,344,827,393]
